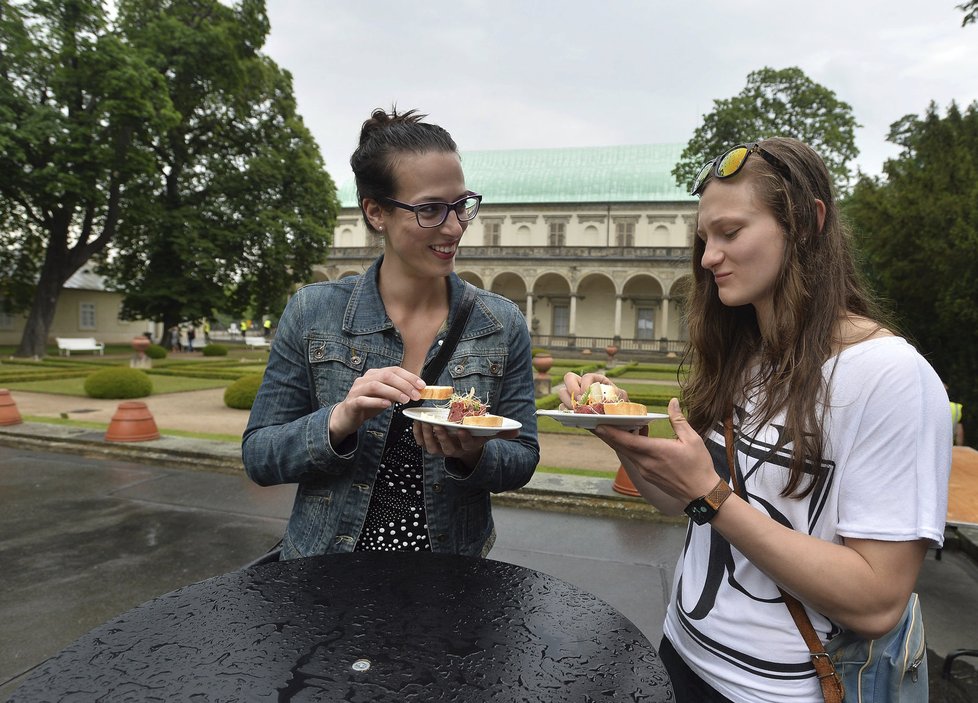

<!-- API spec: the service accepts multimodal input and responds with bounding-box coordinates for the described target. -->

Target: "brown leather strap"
[724,412,844,703]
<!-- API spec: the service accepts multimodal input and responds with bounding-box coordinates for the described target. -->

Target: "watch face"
[684,499,715,525]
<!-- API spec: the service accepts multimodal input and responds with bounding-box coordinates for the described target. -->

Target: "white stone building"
[316,144,698,355]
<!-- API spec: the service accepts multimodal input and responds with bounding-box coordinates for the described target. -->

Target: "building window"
[0,307,13,330]
[636,307,655,340]
[548,222,565,247]
[616,222,635,247]
[79,302,96,330]
[552,305,570,336]
[484,221,501,246]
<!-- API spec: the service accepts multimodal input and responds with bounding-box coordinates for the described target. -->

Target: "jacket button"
[489,363,500,374]
[432,483,443,493]
[453,364,464,373]
[314,350,324,358]
[351,355,361,364]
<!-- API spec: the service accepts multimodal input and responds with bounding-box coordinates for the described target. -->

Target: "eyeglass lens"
[416,196,481,227]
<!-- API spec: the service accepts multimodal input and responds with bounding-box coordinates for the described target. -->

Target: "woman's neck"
[377,265,450,323]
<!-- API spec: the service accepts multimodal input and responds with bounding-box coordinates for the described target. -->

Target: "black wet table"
[12,552,673,702]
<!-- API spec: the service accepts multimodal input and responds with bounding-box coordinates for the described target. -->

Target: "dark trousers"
[659,635,735,703]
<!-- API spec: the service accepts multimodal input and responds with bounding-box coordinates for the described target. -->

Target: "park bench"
[244,336,269,349]
[56,337,105,356]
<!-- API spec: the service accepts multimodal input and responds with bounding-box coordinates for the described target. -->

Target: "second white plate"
[402,407,522,437]
[536,409,668,429]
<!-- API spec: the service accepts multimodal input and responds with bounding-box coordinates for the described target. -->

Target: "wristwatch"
[684,478,733,525]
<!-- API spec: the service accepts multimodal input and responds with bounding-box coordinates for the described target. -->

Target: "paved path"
[8,389,624,473]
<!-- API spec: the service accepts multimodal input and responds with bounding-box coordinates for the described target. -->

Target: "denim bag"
[825,592,928,702]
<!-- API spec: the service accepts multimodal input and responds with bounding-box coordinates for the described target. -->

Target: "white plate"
[402,407,522,437]
[536,409,668,429]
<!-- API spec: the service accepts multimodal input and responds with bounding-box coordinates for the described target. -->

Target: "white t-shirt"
[663,336,951,703]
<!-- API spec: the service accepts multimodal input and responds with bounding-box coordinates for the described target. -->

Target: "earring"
[378,225,384,232]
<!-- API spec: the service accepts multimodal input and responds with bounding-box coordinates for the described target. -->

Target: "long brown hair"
[681,137,889,497]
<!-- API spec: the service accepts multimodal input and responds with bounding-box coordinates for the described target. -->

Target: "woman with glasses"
[243,108,539,559]
[560,138,950,702]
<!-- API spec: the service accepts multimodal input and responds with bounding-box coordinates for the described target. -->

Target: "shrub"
[145,344,167,359]
[84,367,153,399]
[224,374,263,409]
[202,344,229,357]
[535,393,562,410]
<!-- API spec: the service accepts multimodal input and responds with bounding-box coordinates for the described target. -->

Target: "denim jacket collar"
[343,256,500,339]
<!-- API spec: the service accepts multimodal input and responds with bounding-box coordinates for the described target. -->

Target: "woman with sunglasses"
[243,108,539,560]
[560,138,950,702]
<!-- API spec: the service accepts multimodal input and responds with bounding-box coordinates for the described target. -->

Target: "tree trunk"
[15,271,64,358]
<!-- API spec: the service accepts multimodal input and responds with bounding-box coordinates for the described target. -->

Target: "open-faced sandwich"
[569,382,646,416]
[445,388,503,427]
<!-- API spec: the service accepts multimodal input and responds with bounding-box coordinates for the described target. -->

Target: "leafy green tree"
[96,0,338,347]
[1,0,337,356]
[845,101,978,442]
[0,0,177,357]
[672,67,860,193]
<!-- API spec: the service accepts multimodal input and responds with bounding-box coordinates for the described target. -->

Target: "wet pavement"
[1,433,977,699]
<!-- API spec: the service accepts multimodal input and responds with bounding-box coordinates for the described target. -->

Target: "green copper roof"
[336,144,695,208]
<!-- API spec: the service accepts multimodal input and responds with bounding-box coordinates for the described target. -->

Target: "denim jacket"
[242,257,539,560]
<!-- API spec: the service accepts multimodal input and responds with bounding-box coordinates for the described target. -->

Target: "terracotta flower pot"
[105,401,161,442]
[612,465,640,497]
[605,344,619,358]
[0,389,23,426]
[532,354,553,375]
[131,336,150,354]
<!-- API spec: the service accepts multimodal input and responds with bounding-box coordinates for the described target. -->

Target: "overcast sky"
[262,1,978,184]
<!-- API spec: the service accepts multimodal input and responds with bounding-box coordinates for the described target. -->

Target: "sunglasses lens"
[715,146,750,178]
[691,160,715,195]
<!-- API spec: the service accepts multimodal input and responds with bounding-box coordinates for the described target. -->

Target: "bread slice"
[603,401,647,416]
[419,386,454,400]
[461,414,504,427]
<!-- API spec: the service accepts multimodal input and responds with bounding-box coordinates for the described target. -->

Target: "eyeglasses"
[690,142,793,196]
[381,194,483,228]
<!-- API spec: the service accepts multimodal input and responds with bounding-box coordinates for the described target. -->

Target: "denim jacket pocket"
[291,483,335,553]
[308,338,369,407]
[447,352,507,409]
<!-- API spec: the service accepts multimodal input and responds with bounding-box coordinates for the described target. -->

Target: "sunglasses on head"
[690,142,793,196]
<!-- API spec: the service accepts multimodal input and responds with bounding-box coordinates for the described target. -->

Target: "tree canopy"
[960,0,978,26]
[671,67,860,194]
[0,0,177,356]
[845,101,978,440]
[0,0,338,357]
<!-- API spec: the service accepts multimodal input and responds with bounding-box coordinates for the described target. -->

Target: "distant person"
[187,327,196,352]
[168,325,180,353]
[239,320,248,337]
[178,326,189,353]
[263,319,271,338]
[242,107,539,560]
[561,138,951,702]
[203,321,211,344]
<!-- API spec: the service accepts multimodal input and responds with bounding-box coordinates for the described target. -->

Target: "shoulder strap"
[724,413,844,703]
[420,282,476,386]
[384,284,477,441]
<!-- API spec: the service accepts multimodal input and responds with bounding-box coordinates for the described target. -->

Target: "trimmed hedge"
[145,344,168,359]
[202,344,229,357]
[224,374,263,409]
[83,367,153,399]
